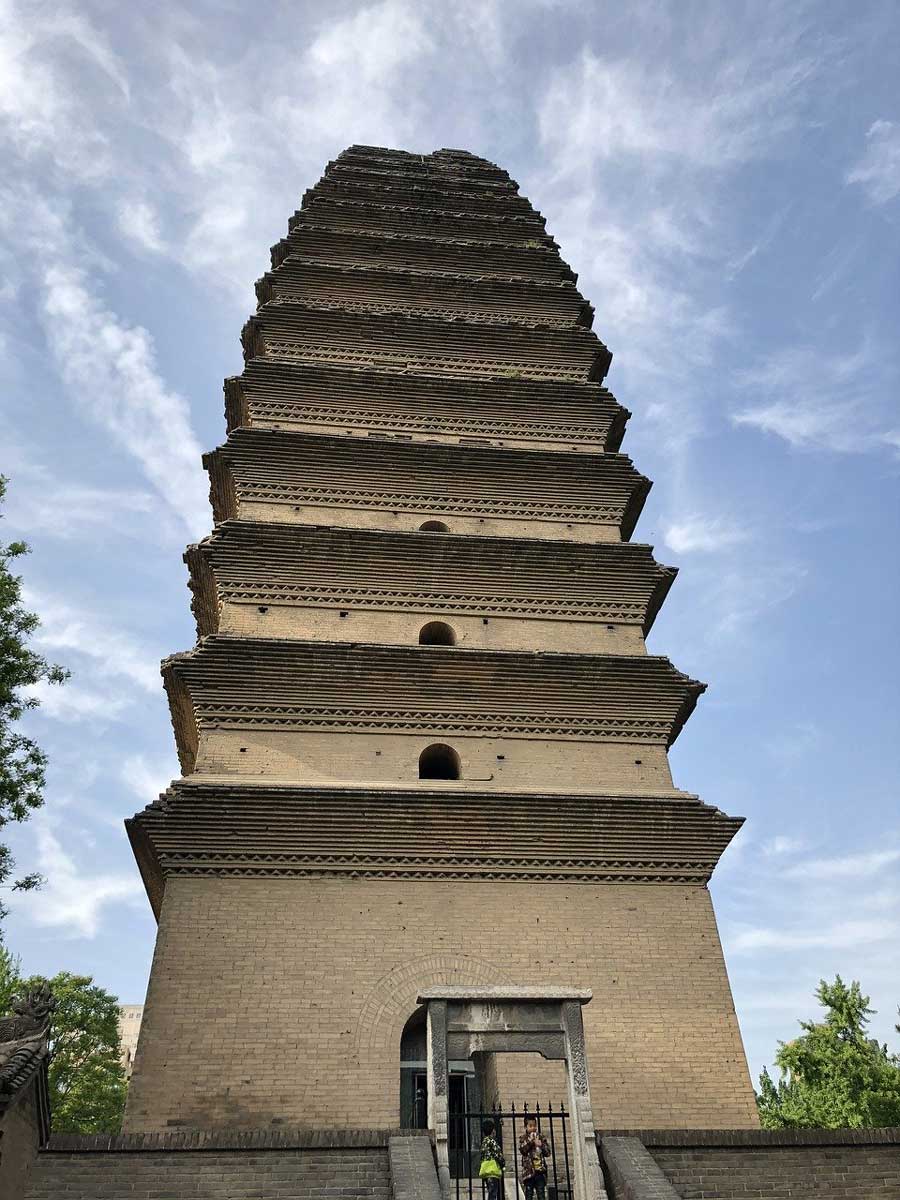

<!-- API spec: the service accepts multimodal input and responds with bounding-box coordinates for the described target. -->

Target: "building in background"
[117,1005,143,1080]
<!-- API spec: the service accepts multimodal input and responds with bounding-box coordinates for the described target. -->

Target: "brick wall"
[488,1053,569,1110]
[194,728,676,793]
[600,1128,900,1199]
[23,1131,390,1200]
[124,876,757,1133]
[0,1077,42,1199]
[220,602,648,656]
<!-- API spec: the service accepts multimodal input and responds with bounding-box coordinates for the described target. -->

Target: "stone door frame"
[417,987,607,1200]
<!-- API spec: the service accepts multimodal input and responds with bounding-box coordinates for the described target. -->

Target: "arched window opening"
[419,520,449,532]
[419,744,461,781]
[419,621,456,646]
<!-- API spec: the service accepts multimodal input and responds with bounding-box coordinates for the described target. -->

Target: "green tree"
[757,976,900,1129]
[0,929,21,1013]
[0,475,69,916]
[22,971,127,1134]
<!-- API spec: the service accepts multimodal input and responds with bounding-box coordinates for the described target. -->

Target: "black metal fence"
[451,1103,573,1200]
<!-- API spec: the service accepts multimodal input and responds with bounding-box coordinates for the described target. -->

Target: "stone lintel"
[418,986,592,1003]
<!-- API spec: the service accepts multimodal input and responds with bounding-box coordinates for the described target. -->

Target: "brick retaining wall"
[599,1128,900,1199]
[23,1129,391,1200]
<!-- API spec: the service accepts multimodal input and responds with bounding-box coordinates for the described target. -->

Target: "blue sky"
[1,0,898,1089]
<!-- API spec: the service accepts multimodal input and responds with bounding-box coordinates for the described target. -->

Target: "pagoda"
[124,147,759,1133]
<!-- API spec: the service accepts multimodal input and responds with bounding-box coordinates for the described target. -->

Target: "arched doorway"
[399,1005,428,1129]
[400,1006,479,1167]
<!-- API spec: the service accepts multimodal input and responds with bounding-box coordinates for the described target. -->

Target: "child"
[518,1115,550,1200]
[479,1118,505,1200]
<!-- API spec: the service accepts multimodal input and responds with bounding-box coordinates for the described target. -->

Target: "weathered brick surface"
[23,1137,390,1200]
[0,1077,41,1198]
[388,1132,441,1200]
[601,1129,900,1199]
[124,878,757,1133]
[600,1137,680,1199]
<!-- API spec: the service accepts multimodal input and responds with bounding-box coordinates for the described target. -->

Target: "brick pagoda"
[124,146,759,1133]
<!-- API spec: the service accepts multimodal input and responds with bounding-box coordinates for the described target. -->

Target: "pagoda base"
[123,869,758,1135]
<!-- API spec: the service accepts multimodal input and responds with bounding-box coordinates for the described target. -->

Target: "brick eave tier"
[202,429,651,537]
[183,521,676,639]
[291,195,549,242]
[255,260,594,328]
[161,637,706,772]
[324,161,519,199]
[126,781,743,918]
[303,177,538,218]
[270,225,576,282]
[333,144,514,182]
[241,300,611,382]
[224,360,628,450]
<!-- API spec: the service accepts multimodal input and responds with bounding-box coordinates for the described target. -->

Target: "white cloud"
[784,847,900,881]
[730,918,898,953]
[25,590,161,694]
[846,119,900,205]
[663,515,750,554]
[307,0,433,82]
[3,470,156,539]
[719,829,900,1075]
[39,262,209,537]
[121,753,178,806]
[0,0,126,181]
[117,200,165,254]
[539,46,817,173]
[26,678,131,724]
[762,835,806,857]
[17,816,143,938]
[733,342,898,454]
[531,17,823,470]
[697,560,808,640]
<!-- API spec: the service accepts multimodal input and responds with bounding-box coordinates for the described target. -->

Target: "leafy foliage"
[757,976,900,1129]
[0,932,21,1014]
[23,970,127,1134]
[0,475,69,914]
[0,930,127,1134]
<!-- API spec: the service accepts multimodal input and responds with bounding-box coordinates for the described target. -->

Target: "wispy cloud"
[761,835,806,857]
[696,560,808,640]
[846,119,900,205]
[25,590,161,695]
[531,10,831,476]
[732,341,899,454]
[663,515,750,554]
[121,753,178,806]
[719,829,900,1076]
[26,678,131,724]
[730,918,898,953]
[0,1,125,181]
[39,262,209,536]
[117,200,166,254]
[17,816,143,938]
[784,847,900,880]
[540,42,818,172]
[2,463,156,540]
